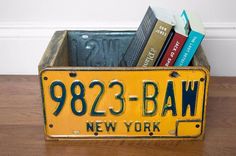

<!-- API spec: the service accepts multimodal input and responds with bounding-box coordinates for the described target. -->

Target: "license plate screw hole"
[43,77,48,80]
[149,132,153,136]
[196,124,200,128]
[49,124,53,128]
[94,132,98,136]
[170,71,179,78]
[69,72,77,77]
[200,78,205,82]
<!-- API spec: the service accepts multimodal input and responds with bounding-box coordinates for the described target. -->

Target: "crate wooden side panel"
[192,46,210,71]
[38,31,68,72]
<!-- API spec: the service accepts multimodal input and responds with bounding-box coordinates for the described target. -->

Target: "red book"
[159,15,188,66]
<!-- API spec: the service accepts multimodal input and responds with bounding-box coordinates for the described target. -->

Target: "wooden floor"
[0,76,236,156]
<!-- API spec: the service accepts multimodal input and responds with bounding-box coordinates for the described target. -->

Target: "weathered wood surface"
[192,46,210,70]
[0,75,236,156]
[38,31,68,72]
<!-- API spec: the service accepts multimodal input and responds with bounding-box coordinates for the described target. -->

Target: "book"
[119,6,175,67]
[136,7,176,67]
[174,10,205,66]
[154,28,175,66]
[159,14,188,66]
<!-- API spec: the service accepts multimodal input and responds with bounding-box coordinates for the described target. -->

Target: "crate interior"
[67,31,135,67]
[39,31,210,70]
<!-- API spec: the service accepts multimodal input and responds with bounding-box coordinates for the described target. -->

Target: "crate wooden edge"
[44,135,204,141]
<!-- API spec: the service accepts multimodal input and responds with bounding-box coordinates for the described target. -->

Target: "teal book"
[174,10,205,66]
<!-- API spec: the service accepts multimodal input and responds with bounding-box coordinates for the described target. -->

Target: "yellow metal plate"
[40,68,208,139]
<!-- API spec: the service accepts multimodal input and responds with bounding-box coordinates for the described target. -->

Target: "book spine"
[154,29,175,66]
[159,32,187,66]
[137,20,173,67]
[119,7,157,67]
[174,30,204,66]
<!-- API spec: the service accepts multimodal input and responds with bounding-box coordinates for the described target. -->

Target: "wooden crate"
[38,31,210,140]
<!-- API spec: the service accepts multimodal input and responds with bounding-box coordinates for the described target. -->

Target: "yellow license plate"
[40,68,208,139]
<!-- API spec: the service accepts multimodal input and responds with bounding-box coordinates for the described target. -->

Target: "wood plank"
[192,46,210,70]
[38,31,68,72]
[0,76,236,156]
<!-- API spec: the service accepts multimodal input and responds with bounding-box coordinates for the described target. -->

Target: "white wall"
[0,0,236,76]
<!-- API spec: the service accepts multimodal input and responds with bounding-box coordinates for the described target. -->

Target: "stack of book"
[119,6,205,67]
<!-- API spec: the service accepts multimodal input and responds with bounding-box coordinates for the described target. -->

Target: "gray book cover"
[119,6,175,67]
[119,7,157,67]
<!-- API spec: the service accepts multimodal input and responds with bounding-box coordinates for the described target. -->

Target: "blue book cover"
[174,10,205,66]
